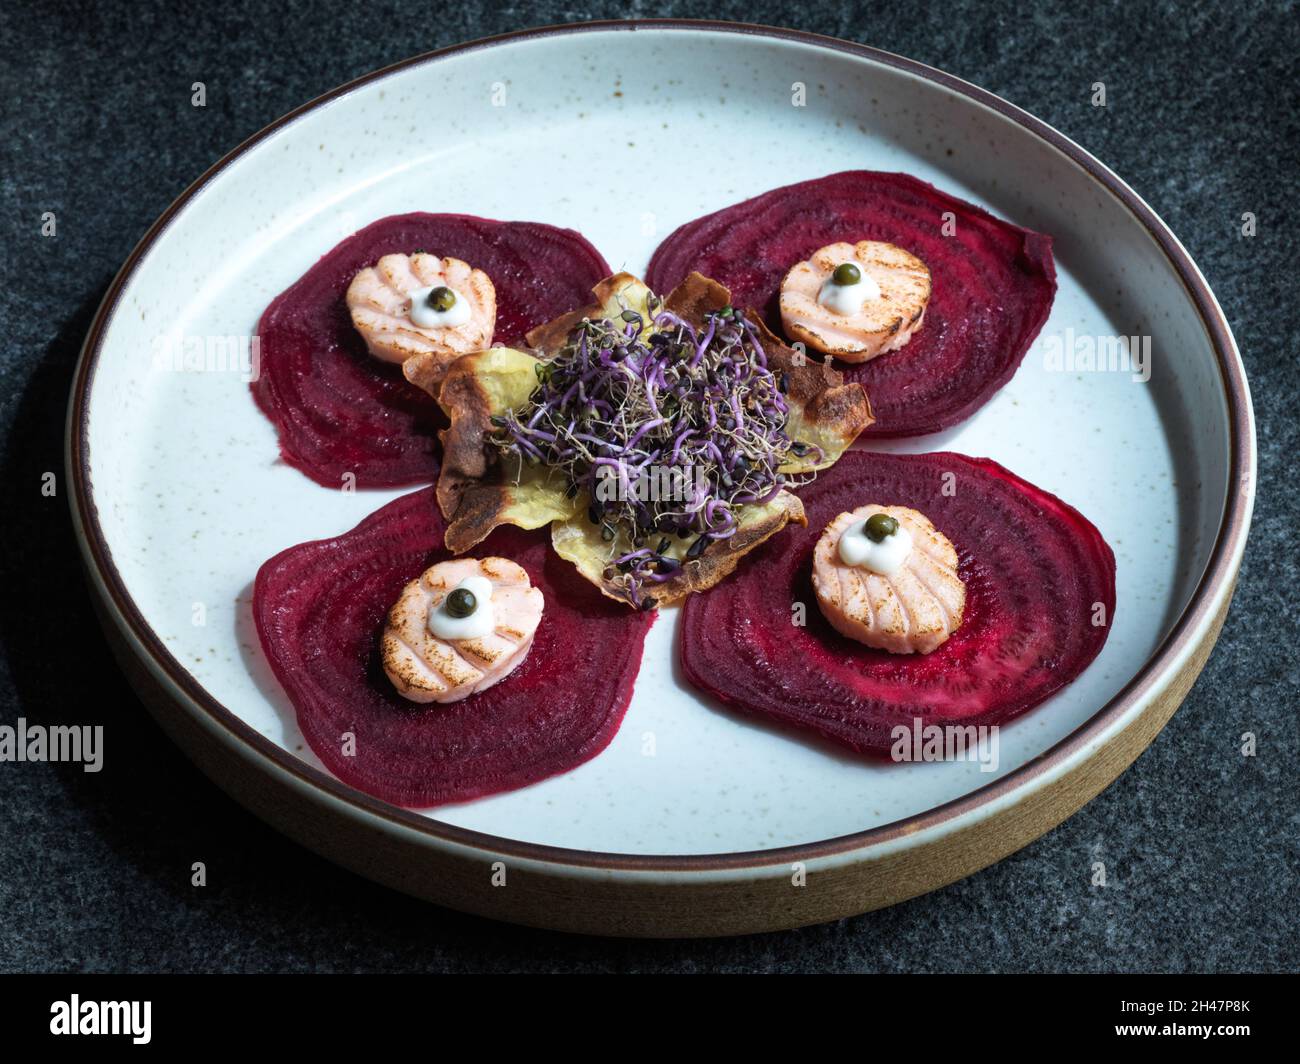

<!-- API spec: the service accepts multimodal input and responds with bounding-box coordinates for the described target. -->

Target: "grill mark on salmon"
[780,240,931,362]
[812,506,965,655]
[381,556,543,703]
[346,252,496,372]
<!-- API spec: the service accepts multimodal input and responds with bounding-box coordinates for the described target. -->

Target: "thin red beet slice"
[680,452,1114,754]
[253,213,611,488]
[646,172,1056,437]
[253,488,654,807]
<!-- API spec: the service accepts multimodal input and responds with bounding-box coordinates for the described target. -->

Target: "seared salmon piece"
[346,252,495,370]
[812,506,965,655]
[780,240,930,362]
[381,557,543,703]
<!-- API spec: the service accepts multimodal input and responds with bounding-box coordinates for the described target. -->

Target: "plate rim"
[66,18,1255,873]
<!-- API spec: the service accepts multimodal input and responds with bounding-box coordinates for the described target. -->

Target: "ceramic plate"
[69,21,1254,936]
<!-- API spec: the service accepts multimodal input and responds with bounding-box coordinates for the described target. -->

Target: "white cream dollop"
[817,264,882,316]
[409,285,472,329]
[838,519,913,576]
[427,575,496,640]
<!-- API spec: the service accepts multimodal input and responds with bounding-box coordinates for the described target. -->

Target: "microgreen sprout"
[491,302,822,605]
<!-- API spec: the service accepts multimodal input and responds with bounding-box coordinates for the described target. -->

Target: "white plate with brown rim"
[68,20,1254,937]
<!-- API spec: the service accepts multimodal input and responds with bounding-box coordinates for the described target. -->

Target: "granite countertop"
[1,0,1294,972]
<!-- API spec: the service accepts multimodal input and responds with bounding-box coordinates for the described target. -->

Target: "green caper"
[426,286,457,312]
[445,588,477,618]
[863,513,899,542]
[832,262,862,287]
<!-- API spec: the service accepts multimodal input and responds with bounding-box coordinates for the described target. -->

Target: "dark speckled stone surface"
[0,0,1295,972]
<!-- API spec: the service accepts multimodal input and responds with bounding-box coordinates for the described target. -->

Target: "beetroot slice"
[253,213,611,488]
[646,171,1057,437]
[680,452,1115,754]
[253,488,654,807]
